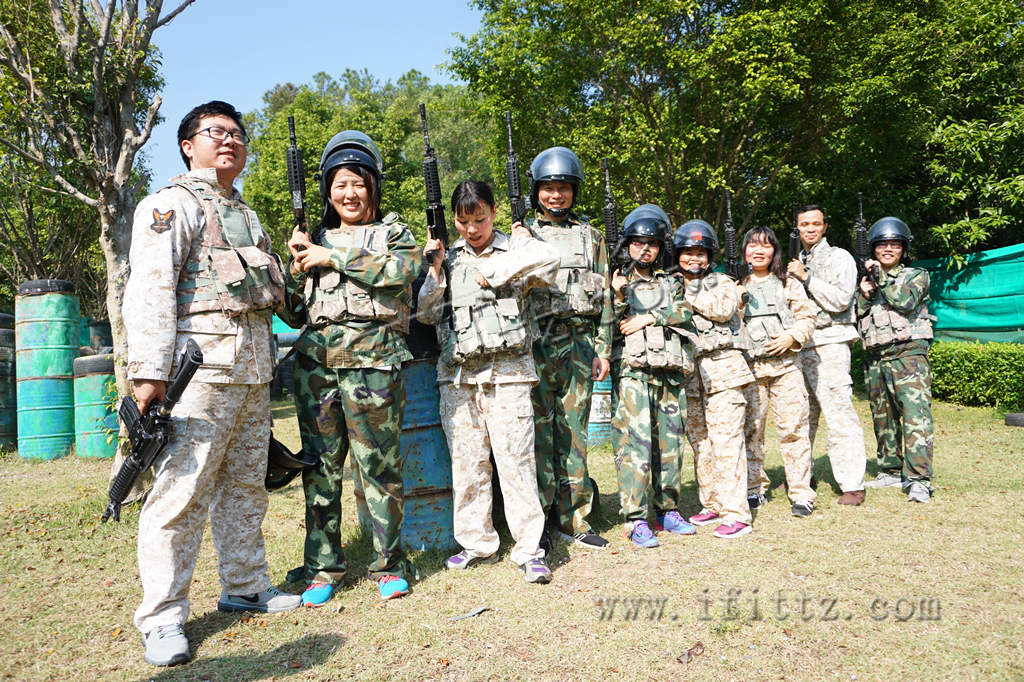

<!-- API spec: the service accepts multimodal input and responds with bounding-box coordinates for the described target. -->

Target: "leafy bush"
[929,340,1024,409]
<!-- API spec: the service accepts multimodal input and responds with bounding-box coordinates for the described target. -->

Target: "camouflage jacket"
[418,229,559,386]
[742,273,816,380]
[525,213,613,359]
[856,265,933,359]
[800,237,859,347]
[612,267,693,386]
[279,216,421,369]
[123,168,275,385]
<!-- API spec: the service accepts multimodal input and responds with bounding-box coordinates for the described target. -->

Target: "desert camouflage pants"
[800,342,867,492]
[744,369,816,504]
[294,354,409,583]
[440,381,545,565]
[865,353,934,485]
[135,382,271,633]
[531,329,597,534]
[612,374,686,521]
[685,377,752,525]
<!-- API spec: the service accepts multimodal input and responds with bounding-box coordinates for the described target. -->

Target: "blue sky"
[145,0,482,186]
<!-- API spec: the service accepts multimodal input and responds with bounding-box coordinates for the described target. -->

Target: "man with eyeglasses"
[123,100,300,667]
[786,205,868,506]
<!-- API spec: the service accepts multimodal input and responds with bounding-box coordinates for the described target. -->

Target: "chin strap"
[545,207,570,219]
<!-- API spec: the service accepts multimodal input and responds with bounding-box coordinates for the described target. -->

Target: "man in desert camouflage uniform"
[609,205,696,548]
[787,205,867,506]
[418,180,559,582]
[674,220,755,539]
[124,101,300,668]
[856,217,935,503]
[526,147,612,549]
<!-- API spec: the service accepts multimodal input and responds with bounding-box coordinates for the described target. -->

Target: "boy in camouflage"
[418,181,559,583]
[281,130,421,605]
[609,205,696,548]
[856,218,935,503]
[674,220,755,539]
[738,227,818,517]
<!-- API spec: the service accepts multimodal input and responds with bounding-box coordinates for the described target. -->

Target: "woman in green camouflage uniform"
[280,131,421,604]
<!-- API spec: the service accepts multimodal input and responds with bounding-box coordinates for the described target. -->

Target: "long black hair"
[740,226,786,283]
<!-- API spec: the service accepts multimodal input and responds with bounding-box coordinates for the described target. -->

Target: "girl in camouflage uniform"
[738,227,818,517]
[280,131,421,605]
[418,181,560,583]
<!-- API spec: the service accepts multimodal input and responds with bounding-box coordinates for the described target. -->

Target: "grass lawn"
[0,396,1022,681]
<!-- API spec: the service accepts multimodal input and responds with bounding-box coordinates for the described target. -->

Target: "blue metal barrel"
[73,354,117,459]
[352,358,455,551]
[587,376,613,447]
[15,279,79,460]
[88,320,113,350]
[0,329,15,449]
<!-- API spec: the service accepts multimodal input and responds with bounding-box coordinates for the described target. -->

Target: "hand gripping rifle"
[102,339,203,522]
[724,189,749,281]
[420,103,448,264]
[854,192,881,291]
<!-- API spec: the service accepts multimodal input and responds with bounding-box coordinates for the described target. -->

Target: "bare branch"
[157,0,198,29]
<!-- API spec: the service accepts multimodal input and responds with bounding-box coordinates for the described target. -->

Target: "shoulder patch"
[150,208,174,233]
[383,212,401,225]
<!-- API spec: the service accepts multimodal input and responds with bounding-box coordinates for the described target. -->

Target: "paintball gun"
[788,203,801,263]
[286,116,307,235]
[854,192,881,290]
[724,189,749,281]
[505,111,530,225]
[602,158,617,248]
[102,339,203,522]
[420,103,448,263]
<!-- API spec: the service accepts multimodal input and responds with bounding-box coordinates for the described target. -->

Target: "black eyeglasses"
[191,126,249,145]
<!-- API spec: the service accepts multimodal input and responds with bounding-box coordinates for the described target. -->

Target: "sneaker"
[446,550,500,570]
[377,575,410,600]
[624,520,659,547]
[217,586,301,614]
[865,472,902,488]
[791,501,814,518]
[142,623,190,667]
[521,558,552,584]
[747,494,767,510]
[688,509,720,526]
[654,510,696,535]
[907,481,932,503]
[558,530,610,549]
[713,521,753,539]
[301,582,334,607]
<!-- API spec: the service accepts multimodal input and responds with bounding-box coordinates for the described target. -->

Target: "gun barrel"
[419,103,431,152]
[162,339,203,412]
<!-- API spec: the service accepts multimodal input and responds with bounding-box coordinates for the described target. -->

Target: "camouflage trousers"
[611,373,686,521]
[135,382,271,633]
[744,368,816,504]
[440,381,545,565]
[865,353,934,485]
[800,342,867,492]
[294,353,409,583]
[531,329,597,534]
[686,376,752,525]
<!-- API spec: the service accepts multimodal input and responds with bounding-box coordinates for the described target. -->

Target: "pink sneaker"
[713,521,752,539]
[688,510,720,526]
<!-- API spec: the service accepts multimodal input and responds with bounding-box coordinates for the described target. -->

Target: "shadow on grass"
[135,632,345,682]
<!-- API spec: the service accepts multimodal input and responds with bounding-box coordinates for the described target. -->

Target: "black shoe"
[791,501,814,518]
[539,529,552,554]
[559,530,609,549]
[747,494,767,509]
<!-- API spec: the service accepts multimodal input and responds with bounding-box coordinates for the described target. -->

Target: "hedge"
[852,339,1024,410]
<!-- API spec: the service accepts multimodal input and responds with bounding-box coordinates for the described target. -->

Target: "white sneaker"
[217,586,302,613]
[142,623,190,666]
[865,472,902,488]
[907,481,932,503]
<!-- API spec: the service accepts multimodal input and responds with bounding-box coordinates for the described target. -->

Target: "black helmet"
[673,219,718,253]
[622,204,671,243]
[316,130,384,204]
[265,437,317,491]
[868,217,912,246]
[528,146,584,218]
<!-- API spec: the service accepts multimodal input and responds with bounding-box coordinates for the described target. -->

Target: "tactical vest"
[743,276,797,359]
[303,220,411,332]
[857,271,934,349]
[621,278,693,373]
[528,223,605,318]
[684,273,751,357]
[174,178,285,317]
[803,245,856,329]
[439,247,529,367]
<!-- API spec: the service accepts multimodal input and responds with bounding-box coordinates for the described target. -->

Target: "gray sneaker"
[907,481,932,503]
[217,586,302,613]
[521,558,552,584]
[864,472,902,488]
[142,623,190,667]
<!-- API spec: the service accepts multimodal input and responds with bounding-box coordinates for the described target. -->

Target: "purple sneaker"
[625,520,659,548]
[654,510,696,535]
[445,550,499,570]
[688,509,720,526]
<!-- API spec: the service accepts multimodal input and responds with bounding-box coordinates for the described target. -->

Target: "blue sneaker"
[655,510,697,535]
[625,520,659,548]
[301,582,334,608]
[377,575,409,600]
